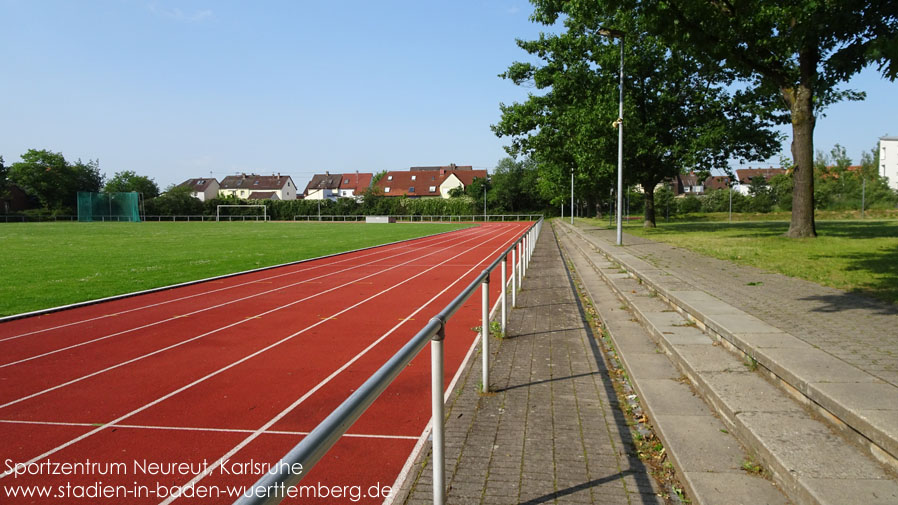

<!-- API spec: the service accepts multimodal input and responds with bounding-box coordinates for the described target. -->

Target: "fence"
[233,217,544,505]
[0,215,77,222]
[292,214,544,222]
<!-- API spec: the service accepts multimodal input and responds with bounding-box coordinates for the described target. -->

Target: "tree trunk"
[643,184,656,228]
[782,82,817,237]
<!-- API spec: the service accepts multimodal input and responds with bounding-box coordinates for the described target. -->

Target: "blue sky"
[2,1,895,189]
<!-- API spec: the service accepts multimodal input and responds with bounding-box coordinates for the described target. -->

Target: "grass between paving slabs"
[0,221,472,317]
[564,258,687,503]
[581,217,898,304]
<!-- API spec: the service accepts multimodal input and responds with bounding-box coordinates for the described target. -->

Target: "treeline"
[1,149,162,217]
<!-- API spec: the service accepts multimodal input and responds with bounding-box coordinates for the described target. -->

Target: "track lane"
[0,228,479,360]
[0,227,500,406]
[0,222,532,505]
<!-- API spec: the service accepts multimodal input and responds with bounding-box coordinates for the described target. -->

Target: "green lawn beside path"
[0,221,472,317]
[584,218,898,305]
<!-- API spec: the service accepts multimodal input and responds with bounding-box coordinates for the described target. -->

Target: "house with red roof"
[376,165,487,199]
[177,178,220,201]
[733,167,787,195]
[338,172,373,199]
[219,173,298,200]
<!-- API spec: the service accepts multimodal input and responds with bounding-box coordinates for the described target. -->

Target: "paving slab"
[395,223,664,505]
[557,221,898,505]
[561,221,898,471]
[558,224,787,505]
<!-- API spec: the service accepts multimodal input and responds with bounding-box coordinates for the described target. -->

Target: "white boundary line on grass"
[0,224,474,325]
[0,224,522,481]
[0,226,504,409]
[0,228,492,368]
[0,229,463,342]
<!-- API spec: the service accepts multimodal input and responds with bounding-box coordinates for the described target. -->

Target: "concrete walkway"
[557,220,898,505]
[397,225,664,504]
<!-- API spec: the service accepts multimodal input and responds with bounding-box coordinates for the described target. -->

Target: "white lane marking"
[158,226,523,504]
[0,420,418,440]
[0,227,498,409]
[0,228,490,368]
[0,225,519,480]
[0,229,466,342]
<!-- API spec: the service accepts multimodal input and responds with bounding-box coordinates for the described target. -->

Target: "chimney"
[440,169,445,176]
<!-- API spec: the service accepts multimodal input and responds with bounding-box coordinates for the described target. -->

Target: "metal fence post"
[481,274,490,393]
[501,257,507,336]
[431,324,446,505]
[511,247,517,308]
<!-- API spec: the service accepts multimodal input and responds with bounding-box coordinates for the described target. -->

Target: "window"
[429,186,436,192]
[411,175,416,181]
[198,179,205,185]
[385,187,391,192]
[409,187,415,193]
[387,175,393,181]
[344,178,350,184]
[254,180,260,185]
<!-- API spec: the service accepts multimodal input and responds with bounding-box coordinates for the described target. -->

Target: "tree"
[105,171,160,198]
[536,0,897,236]
[748,176,774,213]
[494,8,780,227]
[490,157,550,213]
[146,184,204,215]
[8,149,103,211]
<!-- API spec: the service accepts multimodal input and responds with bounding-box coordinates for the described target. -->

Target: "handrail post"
[501,257,507,336]
[481,274,490,393]
[511,247,517,308]
[431,322,446,505]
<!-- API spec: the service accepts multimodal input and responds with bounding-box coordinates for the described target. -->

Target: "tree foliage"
[105,170,160,198]
[494,5,779,226]
[8,149,104,212]
[533,0,897,236]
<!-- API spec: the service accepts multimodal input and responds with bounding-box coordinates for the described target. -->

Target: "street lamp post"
[599,27,625,245]
[571,170,574,225]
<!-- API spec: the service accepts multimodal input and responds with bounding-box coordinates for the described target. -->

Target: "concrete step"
[556,221,898,505]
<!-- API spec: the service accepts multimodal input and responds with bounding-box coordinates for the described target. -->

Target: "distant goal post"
[216,204,268,222]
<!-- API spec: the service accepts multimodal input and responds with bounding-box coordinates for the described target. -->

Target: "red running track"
[0,222,532,504]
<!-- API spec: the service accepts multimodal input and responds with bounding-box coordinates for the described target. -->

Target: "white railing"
[233,217,544,505]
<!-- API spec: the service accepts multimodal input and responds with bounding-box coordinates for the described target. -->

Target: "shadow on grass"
[831,245,898,306]
[639,219,898,240]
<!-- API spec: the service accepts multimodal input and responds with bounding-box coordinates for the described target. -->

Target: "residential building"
[671,173,730,196]
[880,136,898,190]
[376,166,487,198]
[219,173,298,200]
[1,184,33,213]
[337,172,374,199]
[177,178,220,201]
[303,172,343,200]
[246,192,279,200]
[733,167,787,195]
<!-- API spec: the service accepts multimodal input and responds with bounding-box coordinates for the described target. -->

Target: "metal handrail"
[234,217,543,505]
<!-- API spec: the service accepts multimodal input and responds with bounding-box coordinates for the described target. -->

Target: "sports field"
[0,221,535,504]
[0,222,471,317]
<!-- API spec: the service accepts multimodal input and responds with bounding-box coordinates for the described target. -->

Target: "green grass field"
[0,221,472,317]
[594,218,898,304]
